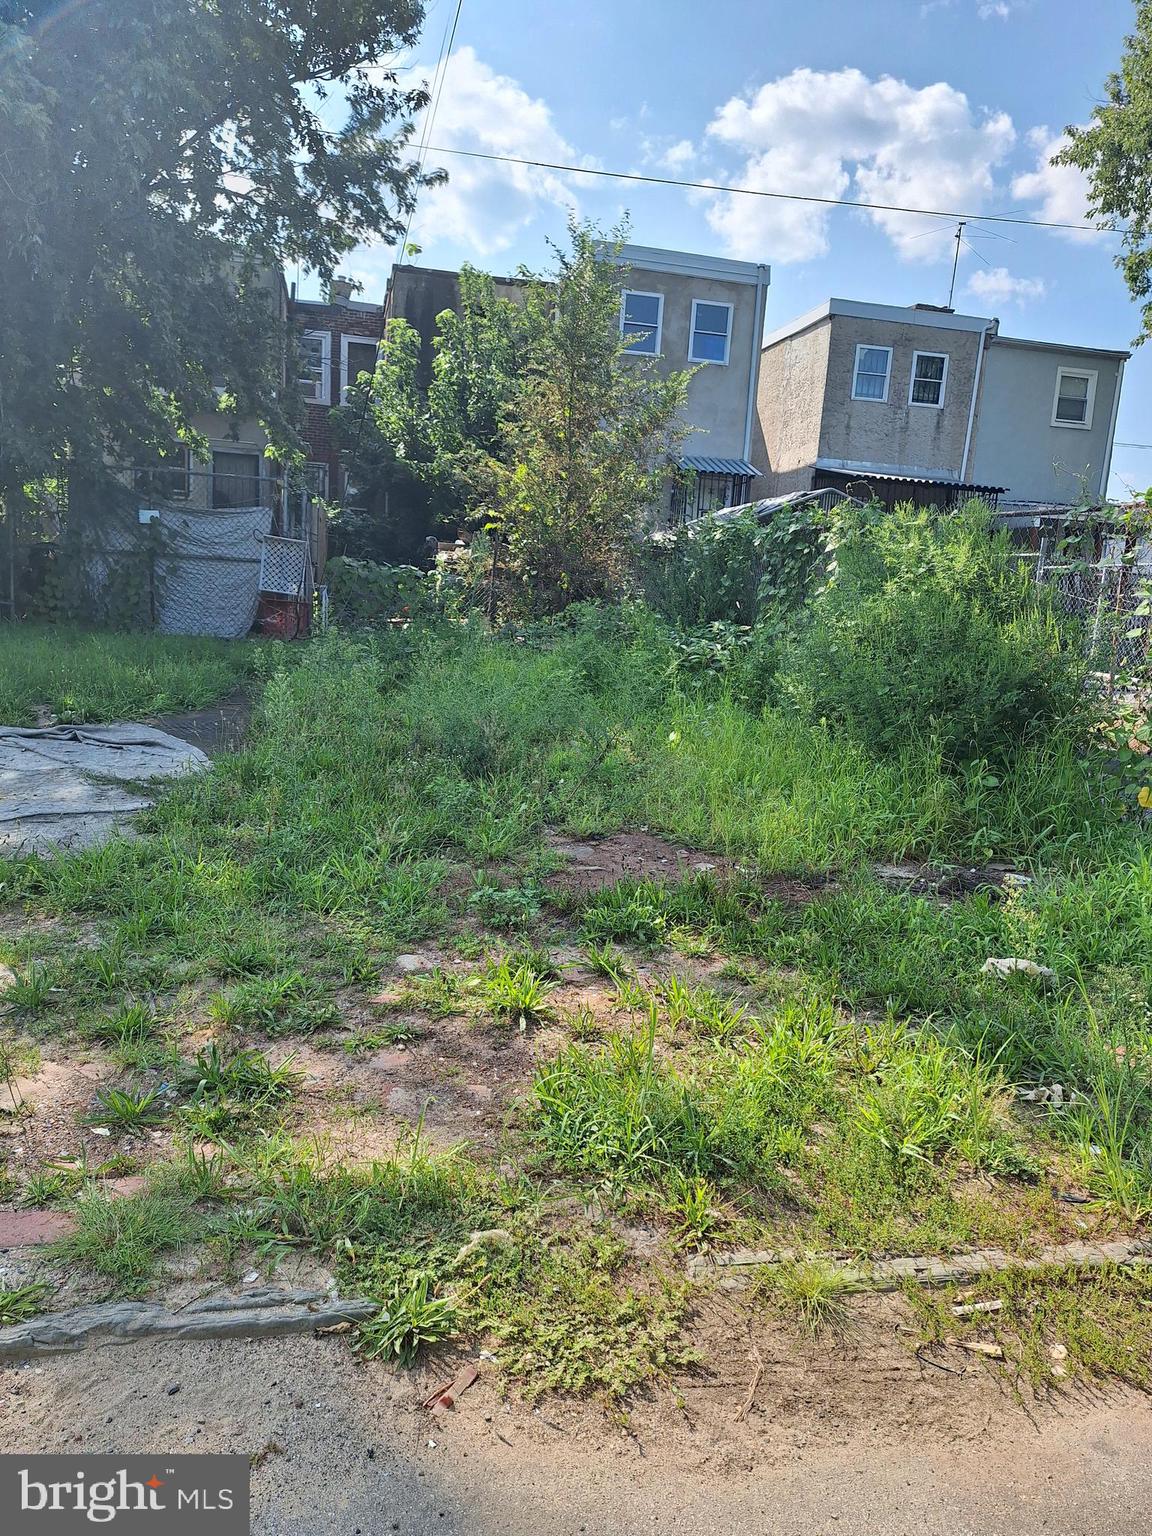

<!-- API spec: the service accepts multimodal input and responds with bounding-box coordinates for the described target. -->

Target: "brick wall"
[291,299,384,497]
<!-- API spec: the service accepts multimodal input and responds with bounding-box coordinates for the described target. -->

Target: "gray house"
[386,243,772,524]
[751,298,1127,509]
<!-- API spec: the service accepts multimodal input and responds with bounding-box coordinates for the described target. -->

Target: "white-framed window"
[620,290,663,356]
[909,351,948,408]
[303,462,329,500]
[689,300,733,365]
[852,344,892,402]
[299,329,331,404]
[340,334,378,401]
[1052,367,1097,429]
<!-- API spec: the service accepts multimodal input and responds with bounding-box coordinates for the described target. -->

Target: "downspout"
[1098,358,1125,503]
[742,264,771,462]
[960,319,994,483]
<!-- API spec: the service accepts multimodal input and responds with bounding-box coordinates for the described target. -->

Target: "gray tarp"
[154,504,274,638]
[0,724,208,856]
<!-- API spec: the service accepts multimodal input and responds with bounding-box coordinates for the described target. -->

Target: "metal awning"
[818,468,1005,494]
[677,455,760,477]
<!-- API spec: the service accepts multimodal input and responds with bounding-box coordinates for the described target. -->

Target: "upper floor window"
[909,351,948,408]
[299,330,331,404]
[690,301,733,365]
[620,290,662,356]
[852,344,892,402]
[341,335,378,401]
[1052,367,1097,429]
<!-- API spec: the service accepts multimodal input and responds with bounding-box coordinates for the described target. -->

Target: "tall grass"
[0,623,259,725]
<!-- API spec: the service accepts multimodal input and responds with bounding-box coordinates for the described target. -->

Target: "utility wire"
[336,0,464,511]
[422,144,1119,237]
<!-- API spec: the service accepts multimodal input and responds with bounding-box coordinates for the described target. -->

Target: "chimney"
[328,275,355,305]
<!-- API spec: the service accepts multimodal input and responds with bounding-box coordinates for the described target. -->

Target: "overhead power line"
[337,0,464,509]
[423,144,1118,237]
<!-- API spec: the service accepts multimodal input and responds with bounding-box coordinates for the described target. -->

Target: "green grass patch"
[905,1264,1152,1391]
[0,623,259,725]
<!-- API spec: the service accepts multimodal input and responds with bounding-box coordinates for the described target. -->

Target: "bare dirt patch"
[149,689,252,758]
[543,829,828,905]
[543,830,736,895]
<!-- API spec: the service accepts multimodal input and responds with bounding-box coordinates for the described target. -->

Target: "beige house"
[386,244,772,524]
[752,298,1127,509]
[606,244,770,520]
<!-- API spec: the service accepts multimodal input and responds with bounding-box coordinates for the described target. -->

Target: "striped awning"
[677,455,760,477]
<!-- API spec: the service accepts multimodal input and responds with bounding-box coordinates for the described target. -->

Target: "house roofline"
[989,333,1131,361]
[602,242,770,285]
[763,298,994,349]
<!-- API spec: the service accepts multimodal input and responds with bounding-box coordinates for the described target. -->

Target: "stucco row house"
[386,245,1125,522]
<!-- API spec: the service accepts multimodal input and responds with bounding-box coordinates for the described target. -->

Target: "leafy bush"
[325,557,436,628]
[638,503,827,627]
[782,501,1092,764]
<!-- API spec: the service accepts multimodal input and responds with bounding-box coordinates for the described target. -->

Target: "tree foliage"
[496,221,692,612]
[340,227,692,603]
[332,266,528,559]
[0,0,433,499]
[1056,1,1152,338]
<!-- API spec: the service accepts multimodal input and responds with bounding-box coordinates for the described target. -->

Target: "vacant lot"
[1,606,1150,1425]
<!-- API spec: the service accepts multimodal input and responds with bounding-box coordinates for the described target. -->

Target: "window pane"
[694,303,730,335]
[858,347,889,374]
[622,321,658,354]
[916,355,945,383]
[1060,373,1089,400]
[623,292,661,327]
[1056,395,1087,422]
[692,331,728,363]
[212,452,262,509]
[346,341,376,381]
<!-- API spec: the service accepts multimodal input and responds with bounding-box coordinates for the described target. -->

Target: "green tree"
[1056,2,1152,338]
[496,221,692,612]
[0,0,433,516]
[333,266,529,559]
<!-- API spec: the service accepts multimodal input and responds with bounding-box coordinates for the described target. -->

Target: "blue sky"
[324,0,1150,498]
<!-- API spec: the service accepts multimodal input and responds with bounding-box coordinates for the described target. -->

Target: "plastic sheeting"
[0,724,209,856]
[154,505,274,638]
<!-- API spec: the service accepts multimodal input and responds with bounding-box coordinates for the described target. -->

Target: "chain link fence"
[5,467,317,637]
[1011,530,1152,692]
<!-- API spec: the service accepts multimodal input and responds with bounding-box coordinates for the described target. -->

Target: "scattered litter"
[951,1300,1003,1317]
[242,1271,260,1285]
[981,957,1055,980]
[1048,1343,1069,1378]
[423,1363,479,1414]
[955,1340,1004,1359]
[1018,1084,1070,1106]
[453,1229,515,1266]
[90,1127,111,1137]
[165,1381,181,1396]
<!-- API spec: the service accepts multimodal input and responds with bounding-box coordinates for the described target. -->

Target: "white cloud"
[703,68,1015,264]
[656,138,696,173]
[921,0,1026,17]
[397,46,585,259]
[1011,126,1103,242]
[964,266,1047,305]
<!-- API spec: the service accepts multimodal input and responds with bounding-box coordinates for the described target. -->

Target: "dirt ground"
[4,825,1151,1531]
[3,1324,1152,1535]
